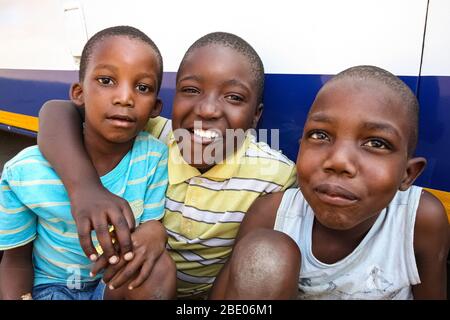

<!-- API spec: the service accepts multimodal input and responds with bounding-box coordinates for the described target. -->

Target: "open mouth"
[188,128,222,145]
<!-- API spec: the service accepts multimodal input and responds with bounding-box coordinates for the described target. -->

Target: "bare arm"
[37,100,135,263]
[412,190,449,299]
[38,101,102,207]
[210,192,284,298]
[0,243,33,300]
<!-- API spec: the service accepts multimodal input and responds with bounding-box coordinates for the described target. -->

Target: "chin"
[314,211,356,231]
[188,158,215,170]
[107,134,136,144]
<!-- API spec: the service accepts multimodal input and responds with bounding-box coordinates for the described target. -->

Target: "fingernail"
[124,252,134,261]
[109,256,119,264]
[109,284,114,290]
[89,272,94,277]
[89,254,98,262]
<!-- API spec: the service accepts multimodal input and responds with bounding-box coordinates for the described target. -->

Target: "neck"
[312,214,379,264]
[83,127,134,177]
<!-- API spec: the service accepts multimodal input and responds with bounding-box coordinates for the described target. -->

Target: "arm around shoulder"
[38,99,83,148]
[412,190,449,299]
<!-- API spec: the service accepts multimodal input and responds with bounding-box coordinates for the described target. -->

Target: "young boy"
[210,65,449,300]
[0,26,176,300]
[37,32,297,297]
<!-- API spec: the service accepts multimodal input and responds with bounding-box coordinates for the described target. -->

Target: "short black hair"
[178,32,265,104]
[79,25,163,92]
[326,65,419,156]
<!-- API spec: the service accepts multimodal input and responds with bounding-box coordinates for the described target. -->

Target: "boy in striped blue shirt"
[0,26,175,300]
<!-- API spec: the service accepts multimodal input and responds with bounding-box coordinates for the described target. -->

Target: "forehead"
[179,45,257,85]
[309,79,411,137]
[88,36,158,70]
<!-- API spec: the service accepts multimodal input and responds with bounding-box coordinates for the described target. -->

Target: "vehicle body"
[0,0,449,215]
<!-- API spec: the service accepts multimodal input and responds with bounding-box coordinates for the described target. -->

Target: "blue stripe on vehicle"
[0,69,448,192]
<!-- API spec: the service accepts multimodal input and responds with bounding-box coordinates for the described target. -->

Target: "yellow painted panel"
[424,188,450,223]
[0,110,38,132]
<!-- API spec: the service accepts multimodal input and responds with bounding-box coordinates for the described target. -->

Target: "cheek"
[365,161,404,188]
[227,110,254,130]
[171,98,191,128]
[296,150,317,181]
[362,162,405,207]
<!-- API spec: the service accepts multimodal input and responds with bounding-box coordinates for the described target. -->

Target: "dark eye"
[364,139,390,149]
[309,130,329,141]
[182,87,199,94]
[136,84,150,93]
[97,77,114,85]
[225,94,244,102]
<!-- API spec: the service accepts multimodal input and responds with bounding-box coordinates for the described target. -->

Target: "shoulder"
[245,135,294,167]
[416,190,447,232]
[237,191,286,240]
[3,146,50,178]
[144,116,171,143]
[414,189,449,254]
[240,135,297,188]
[134,132,168,157]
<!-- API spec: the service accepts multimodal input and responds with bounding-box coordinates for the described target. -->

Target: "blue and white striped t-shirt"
[0,131,168,287]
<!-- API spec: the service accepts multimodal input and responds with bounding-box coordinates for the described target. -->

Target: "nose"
[195,94,222,119]
[113,83,134,107]
[322,140,357,177]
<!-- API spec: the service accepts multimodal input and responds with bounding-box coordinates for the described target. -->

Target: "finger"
[102,258,127,285]
[128,261,154,290]
[90,254,108,277]
[109,212,134,261]
[93,216,118,264]
[76,217,98,261]
[120,201,136,231]
[108,254,145,290]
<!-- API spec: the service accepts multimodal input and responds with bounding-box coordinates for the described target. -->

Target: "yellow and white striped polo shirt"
[146,117,297,297]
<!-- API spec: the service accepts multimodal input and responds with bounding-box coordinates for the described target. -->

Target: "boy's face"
[71,36,162,145]
[171,45,262,170]
[297,79,424,230]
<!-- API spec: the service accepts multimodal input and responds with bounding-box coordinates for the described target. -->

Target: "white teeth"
[193,128,219,139]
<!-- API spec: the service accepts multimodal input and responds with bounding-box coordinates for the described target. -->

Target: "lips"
[106,114,136,128]
[314,183,359,206]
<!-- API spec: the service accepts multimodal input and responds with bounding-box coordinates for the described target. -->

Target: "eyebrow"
[308,112,401,137]
[362,121,401,138]
[308,112,333,124]
[93,64,118,73]
[93,64,155,81]
[177,75,201,83]
[222,79,250,92]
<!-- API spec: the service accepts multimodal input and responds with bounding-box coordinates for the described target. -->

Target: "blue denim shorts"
[32,280,106,300]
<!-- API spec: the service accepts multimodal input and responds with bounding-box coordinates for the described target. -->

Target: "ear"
[399,157,427,191]
[252,103,264,128]
[70,83,84,107]
[149,98,163,118]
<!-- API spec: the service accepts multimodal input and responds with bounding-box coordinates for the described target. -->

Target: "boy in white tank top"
[210,65,449,300]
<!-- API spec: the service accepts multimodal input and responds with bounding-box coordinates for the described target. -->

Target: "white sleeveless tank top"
[274,186,422,300]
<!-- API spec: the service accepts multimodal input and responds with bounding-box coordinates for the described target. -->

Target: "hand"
[71,184,136,263]
[90,220,167,290]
